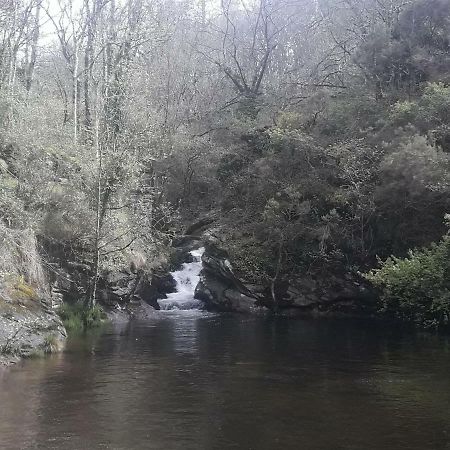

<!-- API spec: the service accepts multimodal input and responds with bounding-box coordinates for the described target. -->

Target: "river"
[1,250,450,449]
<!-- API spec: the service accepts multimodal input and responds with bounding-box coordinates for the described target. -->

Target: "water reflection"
[0,316,450,450]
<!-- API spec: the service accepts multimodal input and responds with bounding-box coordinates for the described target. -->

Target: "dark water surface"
[1,312,450,450]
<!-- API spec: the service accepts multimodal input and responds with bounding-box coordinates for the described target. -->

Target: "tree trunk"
[271,236,283,312]
[26,0,41,93]
[73,43,79,145]
[89,90,102,310]
[84,0,95,139]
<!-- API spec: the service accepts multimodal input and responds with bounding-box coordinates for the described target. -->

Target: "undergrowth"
[58,303,106,331]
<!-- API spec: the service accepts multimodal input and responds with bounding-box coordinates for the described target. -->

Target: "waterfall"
[158,247,205,311]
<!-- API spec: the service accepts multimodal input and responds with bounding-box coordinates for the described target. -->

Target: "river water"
[1,252,450,450]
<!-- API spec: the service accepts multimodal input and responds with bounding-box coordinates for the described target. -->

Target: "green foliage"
[228,237,274,284]
[374,135,450,253]
[1,0,450,331]
[390,83,450,129]
[365,235,450,329]
[390,101,420,125]
[318,92,386,137]
[58,303,106,331]
[355,0,450,99]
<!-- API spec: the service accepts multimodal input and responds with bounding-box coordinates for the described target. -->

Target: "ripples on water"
[1,313,450,450]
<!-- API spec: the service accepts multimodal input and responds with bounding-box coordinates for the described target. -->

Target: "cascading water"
[158,247,205,311]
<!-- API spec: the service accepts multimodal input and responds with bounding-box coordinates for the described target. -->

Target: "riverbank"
[0,297,66,366]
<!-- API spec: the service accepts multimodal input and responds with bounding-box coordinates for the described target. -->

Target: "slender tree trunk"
[73,44,79,144]
[84,0,95,139]
[26,0,41,94]
[89,88,102,310]
[271,236,283,312]
[6,1,19,125]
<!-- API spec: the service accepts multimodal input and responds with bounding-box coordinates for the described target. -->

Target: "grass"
[58,303,107,331]
[13,279,38,300]
[42,334,61,353]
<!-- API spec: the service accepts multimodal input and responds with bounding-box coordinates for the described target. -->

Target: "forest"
[1,0,450,335]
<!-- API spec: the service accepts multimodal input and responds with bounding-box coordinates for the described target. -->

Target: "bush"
[390,83,450,130]
[364,233,450,329]
[58,303,106,331]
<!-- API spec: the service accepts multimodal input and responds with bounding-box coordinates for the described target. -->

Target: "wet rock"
[168,247,194,271]
[194,244,262,313]
[152,273,177,296]
[134,274,160,310]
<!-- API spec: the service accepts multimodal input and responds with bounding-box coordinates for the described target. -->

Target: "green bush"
[390,83,450,130]
[59,303,106,331]
[364,234,450,329]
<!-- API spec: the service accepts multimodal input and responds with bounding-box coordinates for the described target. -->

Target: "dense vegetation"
[365,229,450,329]
[0,0,449,329]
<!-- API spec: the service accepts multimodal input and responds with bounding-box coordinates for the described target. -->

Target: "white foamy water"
[158,247,205,311]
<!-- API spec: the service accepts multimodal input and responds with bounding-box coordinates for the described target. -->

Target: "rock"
[168,247,194,271]
[194,244,262,313]
[184,213,218,236]
[152,273,177,295]
[195,280,258,313]
[107,270,133,287]
[171,235,202,249]
[191,237,374,317]
[133,274,160,310]
[0,299,67,365]
[50,282,64,309]
[278,272,376,315]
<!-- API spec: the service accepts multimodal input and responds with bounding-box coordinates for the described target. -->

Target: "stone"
[0,300,67,365]
[194,244,261,313]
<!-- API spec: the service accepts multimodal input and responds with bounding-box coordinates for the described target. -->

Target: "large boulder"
[194,244,263,313]
[101,270,177,311]
[277,271,376,315]
[0,299,66,365]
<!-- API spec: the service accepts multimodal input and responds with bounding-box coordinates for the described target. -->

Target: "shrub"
[364,234,450,329]
[59,303,106,331]
[390,83,450,130]
[83,305,106,329]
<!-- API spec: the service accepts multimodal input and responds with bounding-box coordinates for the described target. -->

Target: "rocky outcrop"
[41,236,174,312]
[193,240,374,316]
[194,244,263,313]
[0,298,66,366]
[53,266,177,312]
[105,262,180,310]
[276,272,376,316]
